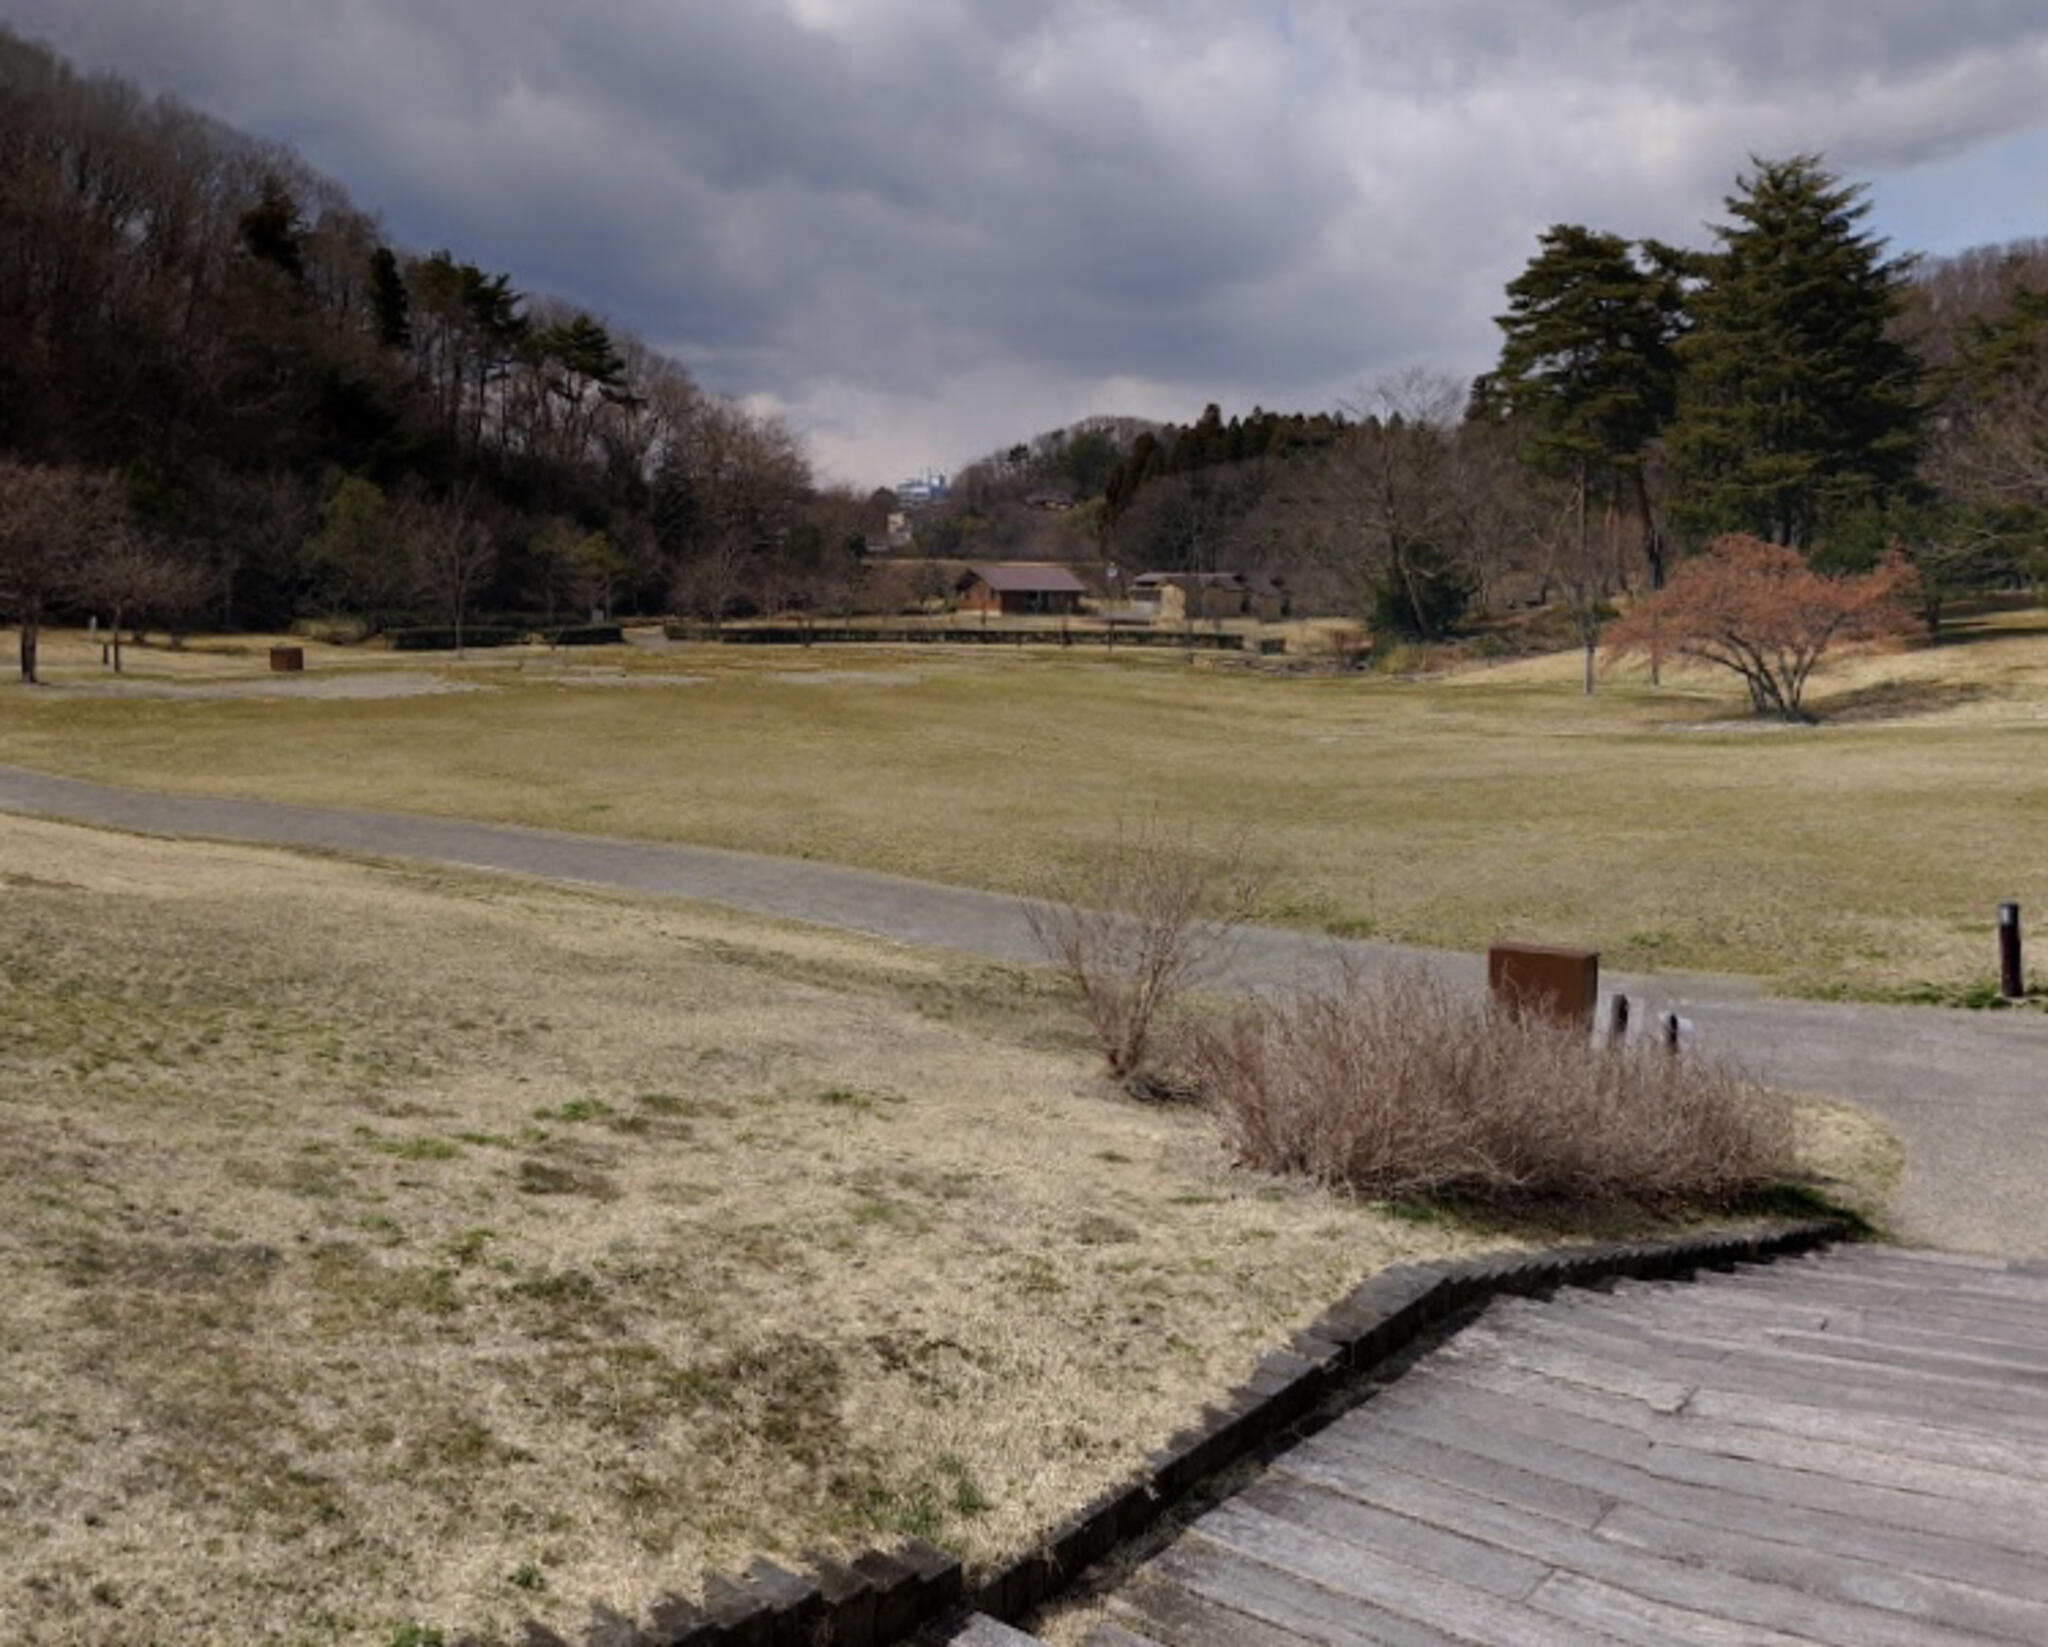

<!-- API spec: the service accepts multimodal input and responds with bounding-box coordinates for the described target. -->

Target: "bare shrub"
[1190,964,1797,1207]
[1026,819,1257,1085]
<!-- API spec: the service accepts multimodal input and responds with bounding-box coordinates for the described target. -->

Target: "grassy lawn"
[5,613,2047,997]
[0,815,1886,1646]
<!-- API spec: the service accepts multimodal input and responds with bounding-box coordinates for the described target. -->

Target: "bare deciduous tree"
[400,484,495,653]
[1605,534,1918,720]
[1526,471,1634,696]
[1025,818,1257,1088]
[75,522,209,671]
[1304,373,1492,638]
[0,460,106,682]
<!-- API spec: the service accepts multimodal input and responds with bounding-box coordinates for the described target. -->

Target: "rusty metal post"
[2000,903,2025,1000]
[1487,944,1600,1028]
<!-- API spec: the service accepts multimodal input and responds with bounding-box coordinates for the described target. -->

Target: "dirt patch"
[767,669,923,686]
[522,668,708,688]
[31,670,487,701]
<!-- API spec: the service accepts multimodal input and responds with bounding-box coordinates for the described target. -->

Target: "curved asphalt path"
[4,761,2044,1257]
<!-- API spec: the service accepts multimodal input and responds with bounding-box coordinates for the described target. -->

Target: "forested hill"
[0,24,868,630]
[7,22,2048,654]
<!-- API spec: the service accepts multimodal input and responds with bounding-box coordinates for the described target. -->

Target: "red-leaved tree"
[1604,534,1917,720]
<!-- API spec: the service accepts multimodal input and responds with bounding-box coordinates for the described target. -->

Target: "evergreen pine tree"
[368,246,411,352]
[1666,155,1921,550]
[1488,223,1685,582]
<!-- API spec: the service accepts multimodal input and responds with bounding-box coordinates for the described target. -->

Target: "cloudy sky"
[11,2,2048,487]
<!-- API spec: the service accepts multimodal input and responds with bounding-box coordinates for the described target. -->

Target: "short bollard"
[2000,902,2025,1000]
[1606,993,1631,1043]
[1659,1012,1696,1054]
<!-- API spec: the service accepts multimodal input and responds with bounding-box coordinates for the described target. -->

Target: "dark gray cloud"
[8,0,2048,482]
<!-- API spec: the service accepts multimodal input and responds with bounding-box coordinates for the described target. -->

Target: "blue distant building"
[895,471,950,507]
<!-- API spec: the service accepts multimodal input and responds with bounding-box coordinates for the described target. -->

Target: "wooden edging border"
[515,1217,1850,1647]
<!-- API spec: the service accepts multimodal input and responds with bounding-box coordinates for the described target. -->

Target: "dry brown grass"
[0,815,1892,1644]
[1188,965,1800,1207]
[0,814,1567,1647]
[5,611,2048,999]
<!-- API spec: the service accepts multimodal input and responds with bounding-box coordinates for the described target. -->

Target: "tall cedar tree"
[1487,224,1685,586]
[1667,156,1921,551]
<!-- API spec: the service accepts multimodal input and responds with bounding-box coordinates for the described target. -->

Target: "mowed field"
[0,815,1898,1646]
[6,610,2048,997]
[0,626,1918,1644]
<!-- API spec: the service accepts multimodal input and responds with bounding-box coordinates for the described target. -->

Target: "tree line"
[0,25,886,679]
[1047,156,2048,655]
[6,24,2045,685]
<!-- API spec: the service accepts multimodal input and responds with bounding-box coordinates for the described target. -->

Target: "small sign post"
[1999,902,2025,1000]
[1487,944,1599,1028]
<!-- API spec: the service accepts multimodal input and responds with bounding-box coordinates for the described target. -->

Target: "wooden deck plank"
[1192,1503,1597,1647]
[1511,1306,2048,1437]
[1267,1432,2001,1647]
[1474,1302,2048,1409]
[1559,1276,2048,1352]
[1230,1474,1551,1601]
[1527,1569,1814,1647]
[1146,1539,1460,1647]
[1077,1248,2048,1642]
[1111,1560,1336,1647]
[1449,1321,2048,1490]
[1451,1315,2048,1431]
[1310,1414,2048,1600]
[1079,1624,1167,1647]
[1287,1422,1614,1529]
[1370,1369,2048,1558]
[1825,1246,2048,1285]
[1595,1500,2048,1643]
[1697,1266,2048,1322]
[1831,1244,2017,1271]
[1679,1385,2048,1477]
[1552,1286,2048,1376]
[1759,1327,2048,1389]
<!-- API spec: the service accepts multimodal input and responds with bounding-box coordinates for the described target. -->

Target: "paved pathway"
[1068,1245,2048,1646]
[3,763,2046,1255]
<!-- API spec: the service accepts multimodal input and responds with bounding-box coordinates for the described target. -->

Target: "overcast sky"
[11,1,2048,487]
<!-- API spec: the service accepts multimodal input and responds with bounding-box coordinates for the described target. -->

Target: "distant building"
[955,563,1088,616]
[1131,570,1289,621]
[894,470,950,508]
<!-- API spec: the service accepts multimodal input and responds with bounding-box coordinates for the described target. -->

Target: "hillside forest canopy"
[3,22,2048,667]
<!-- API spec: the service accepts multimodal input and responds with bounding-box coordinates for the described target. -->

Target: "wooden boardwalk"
[1067,1246,2048,1645]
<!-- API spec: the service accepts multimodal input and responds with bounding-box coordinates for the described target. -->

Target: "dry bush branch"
[1025,818,1257,1085]
[1190,963,1797,1207]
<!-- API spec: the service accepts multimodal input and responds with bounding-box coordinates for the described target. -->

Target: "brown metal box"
[269,645,304,673]
[1487,943,1600,1026]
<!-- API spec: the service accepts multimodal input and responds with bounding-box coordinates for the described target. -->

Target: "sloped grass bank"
[0,818,1894,1645]
[0,818,1495,1646]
